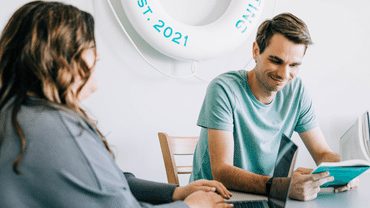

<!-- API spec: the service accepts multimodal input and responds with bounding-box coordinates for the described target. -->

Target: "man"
[189,13,359,201]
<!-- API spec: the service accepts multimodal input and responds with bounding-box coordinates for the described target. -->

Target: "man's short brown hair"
[256,13,313,54]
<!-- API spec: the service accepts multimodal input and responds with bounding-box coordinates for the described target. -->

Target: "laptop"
[228,135,298,208]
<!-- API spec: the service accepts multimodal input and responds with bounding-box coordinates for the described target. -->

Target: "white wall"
[1,0,369,184]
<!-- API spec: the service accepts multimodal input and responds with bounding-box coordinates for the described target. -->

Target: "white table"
[228,172,370,207]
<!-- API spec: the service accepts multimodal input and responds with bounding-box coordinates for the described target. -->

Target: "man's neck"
[246,70,277,105]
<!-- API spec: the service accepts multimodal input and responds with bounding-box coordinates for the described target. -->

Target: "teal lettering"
[241,25,248,33]
[143,6,153,15]
[243,14,250,20]
[184,35,188,47]
[137,0,147,7]
[236,20,245,29]
[248,4,258,11]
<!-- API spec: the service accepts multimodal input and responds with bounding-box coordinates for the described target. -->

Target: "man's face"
[253,33,306,93]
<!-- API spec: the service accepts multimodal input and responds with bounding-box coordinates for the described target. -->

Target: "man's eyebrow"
[269,55,302,65]
[268,55,284,62]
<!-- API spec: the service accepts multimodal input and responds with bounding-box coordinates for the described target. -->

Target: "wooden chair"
[158,132,199,185]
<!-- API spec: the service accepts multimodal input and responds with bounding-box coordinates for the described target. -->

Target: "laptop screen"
[268,135,298,208]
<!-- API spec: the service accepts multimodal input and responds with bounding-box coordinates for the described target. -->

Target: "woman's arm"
[124,172,178,204]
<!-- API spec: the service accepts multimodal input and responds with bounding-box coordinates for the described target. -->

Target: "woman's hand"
[184,191,233,208]
[172,179,232,201]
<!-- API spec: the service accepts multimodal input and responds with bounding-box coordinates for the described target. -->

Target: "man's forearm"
[316,151,340,165]
[213,165,270,195]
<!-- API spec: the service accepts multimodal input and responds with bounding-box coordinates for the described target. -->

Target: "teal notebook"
[312,159,370,188]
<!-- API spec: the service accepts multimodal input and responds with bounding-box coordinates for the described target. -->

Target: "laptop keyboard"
[230,200,266,208]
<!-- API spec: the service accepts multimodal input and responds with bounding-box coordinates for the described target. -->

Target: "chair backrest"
[158,132,199,185]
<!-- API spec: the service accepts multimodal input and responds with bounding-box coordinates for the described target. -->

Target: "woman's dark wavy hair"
[0,1,112,174]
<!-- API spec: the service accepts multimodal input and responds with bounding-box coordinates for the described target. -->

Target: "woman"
[0,1,233,207]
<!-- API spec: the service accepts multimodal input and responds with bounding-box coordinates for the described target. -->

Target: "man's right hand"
[184,190,233,208]
[288,167,334,201]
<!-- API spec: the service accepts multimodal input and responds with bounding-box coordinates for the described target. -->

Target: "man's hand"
[184,191,233,208]
[289,168,334,201]
[334,177,360,193]
[172,179,232,201]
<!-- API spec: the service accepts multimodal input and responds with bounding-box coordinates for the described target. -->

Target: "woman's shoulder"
[18,97,94,135]
[0,97,96,158]
[17,101,79,135]
[0,99,111,194]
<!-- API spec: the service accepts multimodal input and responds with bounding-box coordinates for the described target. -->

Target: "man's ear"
[252,41,260,62]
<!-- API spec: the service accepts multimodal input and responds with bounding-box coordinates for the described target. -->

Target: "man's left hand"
[334,177,359,193]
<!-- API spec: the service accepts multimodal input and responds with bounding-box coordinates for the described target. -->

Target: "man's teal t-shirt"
[189,70,318,182]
